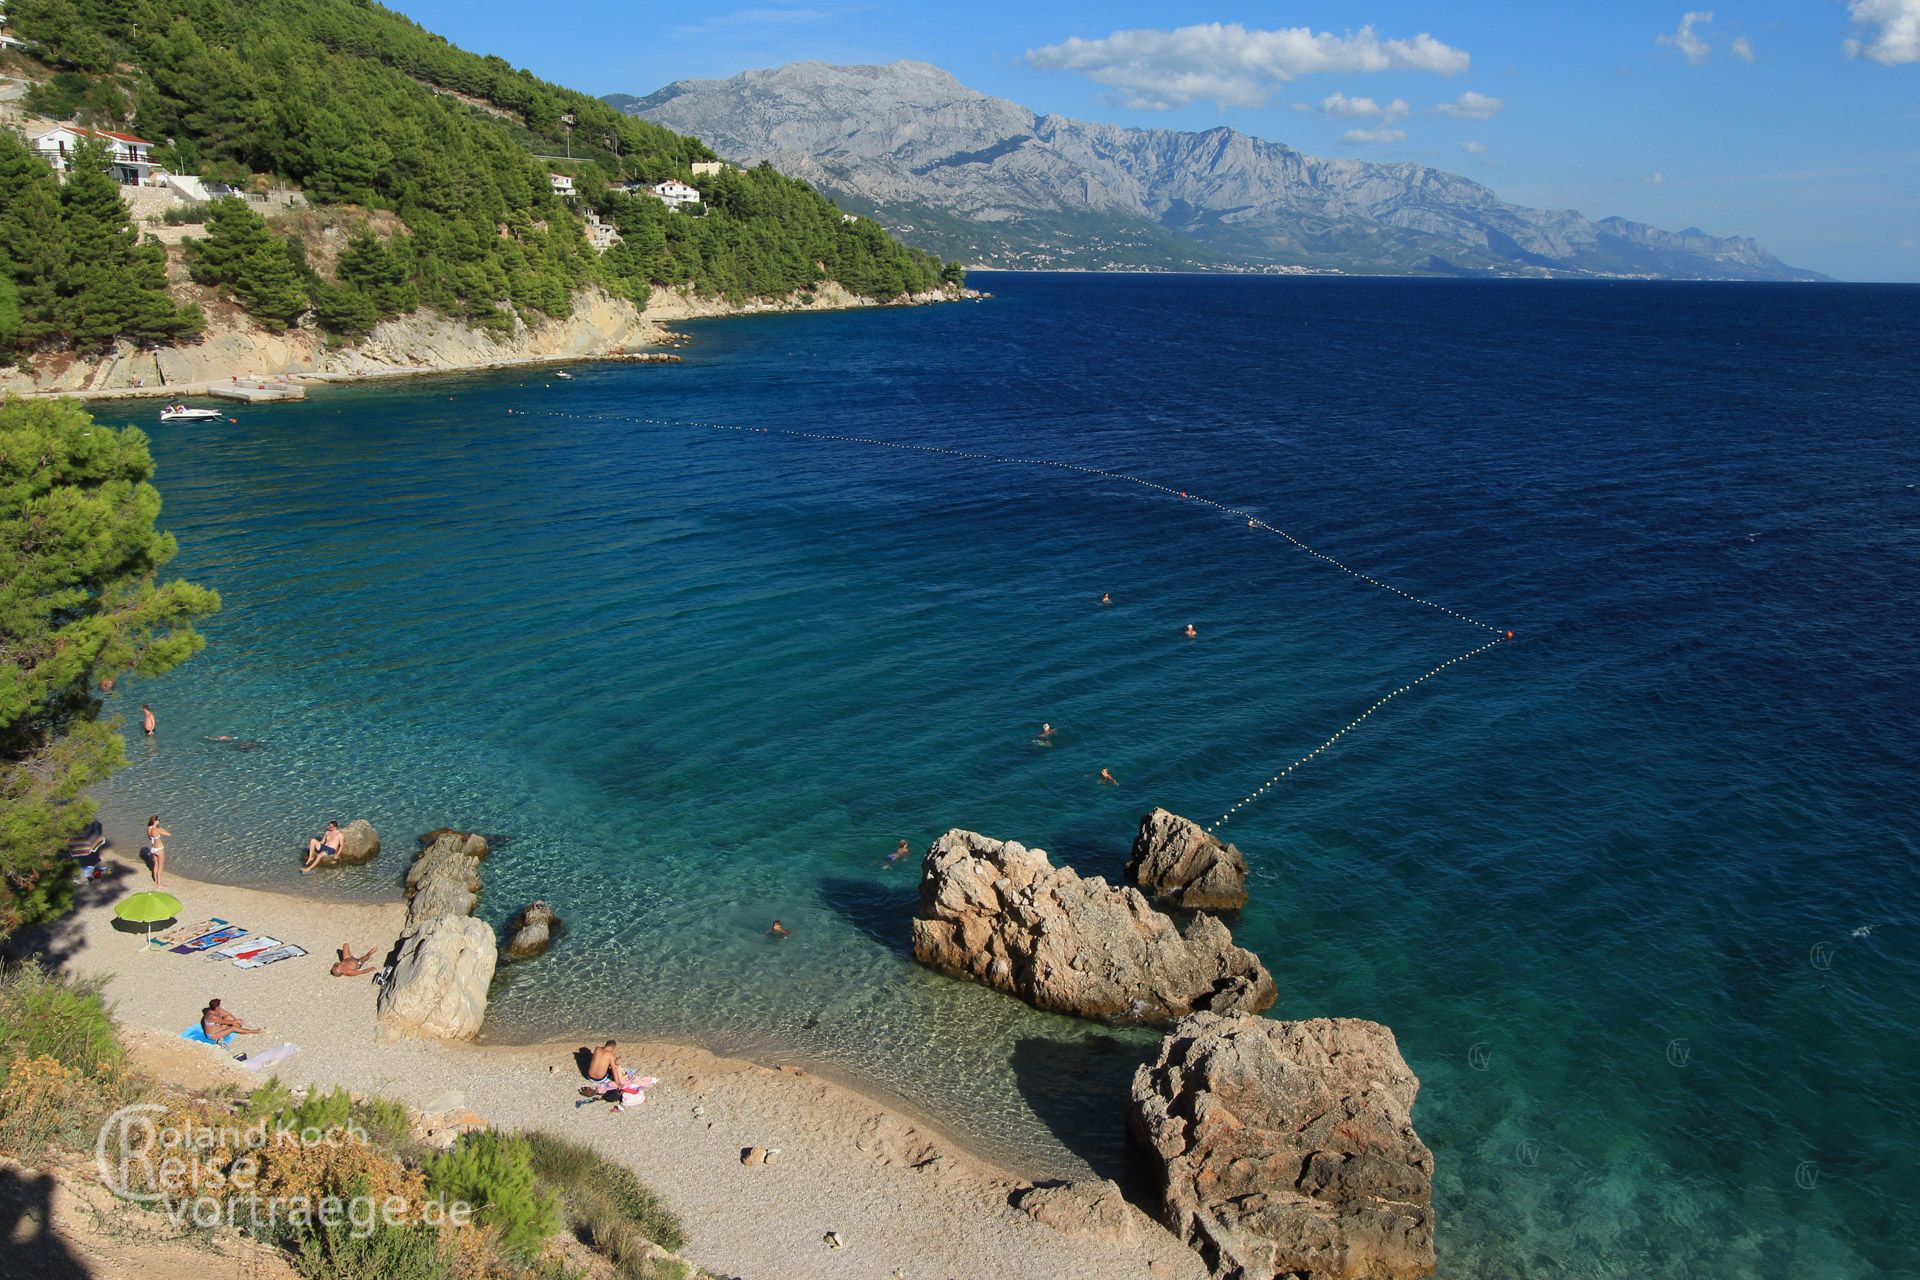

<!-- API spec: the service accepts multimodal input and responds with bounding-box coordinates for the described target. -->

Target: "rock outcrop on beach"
[504,900,559,960]
[378,831,496,1042]
[1126,809,1249,911]
[1010,1179,1146,1246]
[910,829,1275,1021]
[1129,1013,1436,1280]
[330,819,381,866]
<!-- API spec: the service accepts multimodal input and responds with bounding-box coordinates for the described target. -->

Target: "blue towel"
[180,1024,236,1047]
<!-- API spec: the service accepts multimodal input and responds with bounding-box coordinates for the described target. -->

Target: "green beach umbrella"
[114,891,183,946]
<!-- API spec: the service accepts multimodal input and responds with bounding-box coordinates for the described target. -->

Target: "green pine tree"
[0,131,69,350]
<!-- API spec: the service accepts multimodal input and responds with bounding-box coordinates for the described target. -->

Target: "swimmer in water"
[206,735,236,742]
[1100,592,1112,605]
[1098,768,1117,785]
[768,920,791,939]
[1183,624,1198,638]
[885,839,910,866]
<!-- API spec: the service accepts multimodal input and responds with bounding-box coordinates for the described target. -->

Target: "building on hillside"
[690,160,726,177]
[0,1,24,50]
[550,172,574,196]
[583,211,621,252]
[33,125,166,186]
[650,180,700,211]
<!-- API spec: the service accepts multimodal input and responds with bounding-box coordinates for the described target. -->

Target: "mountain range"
[610,61,1822,281]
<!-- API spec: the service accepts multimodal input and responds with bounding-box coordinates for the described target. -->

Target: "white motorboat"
[158,405,225,423]
[553,369,573,379]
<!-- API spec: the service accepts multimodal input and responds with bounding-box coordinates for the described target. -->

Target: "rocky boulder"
[332,819,381,866]
[1129,1013,1435,1280]
[1125,808,1248,911]
[910,829,1275,1022]
[404,831,489,928]
[504,900,559,960]
[1010,1179,1144,1246]
[375,914,498,1042]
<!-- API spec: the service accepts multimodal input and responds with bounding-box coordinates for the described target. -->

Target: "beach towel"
[238,1043,299,1071]
[210,934,277,960]
[172,925,246,954]
[152,917,225,947]
[612,1071,659,1111]
[234,944,307,970]
[180,1024,236,1047]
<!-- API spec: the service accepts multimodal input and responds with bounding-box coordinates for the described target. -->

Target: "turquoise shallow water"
[91,274,1919,1278]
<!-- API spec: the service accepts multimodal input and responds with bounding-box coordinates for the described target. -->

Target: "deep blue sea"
[93,274,1918,1278]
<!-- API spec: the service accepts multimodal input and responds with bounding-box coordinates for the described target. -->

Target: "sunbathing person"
[331,943,378,977]
[584,1040,621,1087]
[201,998,263,1039]
[302,821,344,872]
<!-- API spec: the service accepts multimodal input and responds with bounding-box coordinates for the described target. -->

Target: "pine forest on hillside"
[0,0,960,360]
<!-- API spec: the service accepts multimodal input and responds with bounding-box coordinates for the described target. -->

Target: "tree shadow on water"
[815,875,919,959]
[1010,1031,1158,1192]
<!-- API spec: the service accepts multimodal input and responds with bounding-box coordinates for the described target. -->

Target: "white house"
[33,126,166,186]
[582,211,621,252]
[650,180,700,211]
[549,172,574,196]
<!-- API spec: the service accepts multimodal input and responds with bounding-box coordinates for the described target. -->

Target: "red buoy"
[1506,631,1514,638]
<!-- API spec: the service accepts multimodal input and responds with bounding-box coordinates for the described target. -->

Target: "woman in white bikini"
[146,815,170,887]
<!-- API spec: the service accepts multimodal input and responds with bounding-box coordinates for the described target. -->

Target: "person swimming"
[885,839,910,866]
[1183,623,1198,638]
[768,920,791,938]
[1100,592,1112,605]
[1099,768,1118,785]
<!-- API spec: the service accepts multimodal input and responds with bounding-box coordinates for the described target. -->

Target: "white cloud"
[1024,22,1469,110]
[1460,140,1487,155]
[1433,90,1505,120]
[1343,127,1407,145]
[1647,171,1668,185]
[1318,91,1411,122]
[1731,35,1756,63]
[1845,0,1920,64]
[1657,11,1715,66]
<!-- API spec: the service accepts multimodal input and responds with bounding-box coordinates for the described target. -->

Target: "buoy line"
[528,406,1514,832]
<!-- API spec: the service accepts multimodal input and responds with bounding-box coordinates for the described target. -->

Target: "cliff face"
[621,60,1824,280]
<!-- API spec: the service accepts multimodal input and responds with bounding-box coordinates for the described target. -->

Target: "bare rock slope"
[1130,1013,1436,1280]
[1126,808,1249,911]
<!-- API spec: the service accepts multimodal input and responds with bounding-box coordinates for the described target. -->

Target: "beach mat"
[235,944,307,970]
[171,925,246,954]
[211,935,280,962]
[179,1024,236,1048]
[151,917,225,947]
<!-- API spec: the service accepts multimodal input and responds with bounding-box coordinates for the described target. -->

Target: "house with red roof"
[32,125,167,186]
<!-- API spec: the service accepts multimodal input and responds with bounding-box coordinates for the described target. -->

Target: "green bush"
[291,1213,451,1280]
[160,204,214,225]
[0,963,122,1085]
[244,1081,411,1153]
[425,1130,561,1263]
[524,1130,686,1275]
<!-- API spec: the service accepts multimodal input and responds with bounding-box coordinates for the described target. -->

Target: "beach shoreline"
[29,847,1201,1280]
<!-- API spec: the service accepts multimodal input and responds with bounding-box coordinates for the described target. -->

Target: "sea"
[91,273,1919,1278]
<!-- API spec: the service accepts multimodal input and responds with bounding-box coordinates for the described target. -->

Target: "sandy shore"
[39,847,1201,1280]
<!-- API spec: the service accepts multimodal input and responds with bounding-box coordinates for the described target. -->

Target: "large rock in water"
[1129,1013,1436,1280]
[379,831,497,1042]
[333,819,381,866]
[504,900,559,960]
[910,829,1275,1021]
[1126,808,1249,911]
[404,831,489,928]
[376,915,497,1042]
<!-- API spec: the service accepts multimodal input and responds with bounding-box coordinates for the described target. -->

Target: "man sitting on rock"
[302,821,344,872]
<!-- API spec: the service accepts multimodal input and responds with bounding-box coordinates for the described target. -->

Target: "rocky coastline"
[0,280,984,400]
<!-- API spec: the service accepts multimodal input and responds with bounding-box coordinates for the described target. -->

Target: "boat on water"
[553,370,573,379]
[158,404,225,423]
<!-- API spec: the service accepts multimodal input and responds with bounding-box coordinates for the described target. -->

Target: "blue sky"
[386,2,1920,280]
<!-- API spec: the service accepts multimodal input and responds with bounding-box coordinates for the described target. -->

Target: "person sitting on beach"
[331,943,379,978]
[202,998,263,1039]
[885,839,910,866]
[1099,768,1118,785]
[768,920,791,939]
[302,821,343,872]
[585,1040,621,1087]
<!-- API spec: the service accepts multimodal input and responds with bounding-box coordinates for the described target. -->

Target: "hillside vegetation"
[0,0,958,361]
